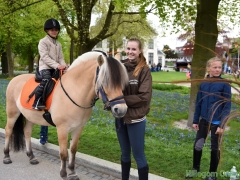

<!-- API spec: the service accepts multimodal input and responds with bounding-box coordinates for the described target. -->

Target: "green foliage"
[162,45,178,58]
[0,0,63,68]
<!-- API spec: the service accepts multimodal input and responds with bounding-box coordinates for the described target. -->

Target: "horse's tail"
[11,113,25,152]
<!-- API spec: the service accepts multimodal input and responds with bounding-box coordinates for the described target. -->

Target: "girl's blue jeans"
[40,126,48,142]
[115,118,147,169]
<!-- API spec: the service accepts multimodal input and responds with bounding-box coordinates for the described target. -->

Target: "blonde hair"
[127,38,149,77]
[204,57,222,78]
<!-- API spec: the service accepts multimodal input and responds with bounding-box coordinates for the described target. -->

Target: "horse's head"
[96,55,129,118]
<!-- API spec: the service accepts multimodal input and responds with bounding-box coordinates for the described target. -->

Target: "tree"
[162,45,178,58]
[52,0,157,57]
[91,13,157,56]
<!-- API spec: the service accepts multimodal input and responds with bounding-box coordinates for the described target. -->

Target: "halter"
[97,87,125,111]
[95,67,126,111]
[60,64,126,111]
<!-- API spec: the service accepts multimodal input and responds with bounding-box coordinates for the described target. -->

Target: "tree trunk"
[78,38,95,55]
[6,37,14,78]
[70,39,74,64]
[108,40,113,57]
[187,0,220,126]
[28,45,34,73]
[1,52,8,74]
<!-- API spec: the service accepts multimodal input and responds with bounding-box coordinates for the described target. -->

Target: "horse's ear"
[97,55,104,66]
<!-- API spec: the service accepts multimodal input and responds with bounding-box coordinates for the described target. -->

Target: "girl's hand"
[215,127,224,135]
[192,124,199,131]
[57,65,68,70]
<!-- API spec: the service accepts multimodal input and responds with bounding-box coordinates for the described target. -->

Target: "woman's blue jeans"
[115,118,147,169]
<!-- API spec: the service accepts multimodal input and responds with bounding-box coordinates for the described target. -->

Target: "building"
[93,38,166,67]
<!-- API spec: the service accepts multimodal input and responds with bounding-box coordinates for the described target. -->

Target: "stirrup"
[37,105,46,110]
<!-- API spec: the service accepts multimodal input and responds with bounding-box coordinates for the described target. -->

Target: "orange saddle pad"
[20,77,58,110]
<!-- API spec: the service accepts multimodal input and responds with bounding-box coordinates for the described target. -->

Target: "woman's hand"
[192,124,199,131]
[215,127,224,135]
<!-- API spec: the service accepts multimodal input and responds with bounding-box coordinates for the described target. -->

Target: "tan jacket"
[38,35,66,71]
[123,60,152,124]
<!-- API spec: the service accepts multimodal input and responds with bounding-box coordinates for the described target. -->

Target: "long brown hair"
[127,38,149,77]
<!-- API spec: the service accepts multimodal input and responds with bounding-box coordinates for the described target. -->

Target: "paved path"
[0,129,169,180]
[0,135,118,180]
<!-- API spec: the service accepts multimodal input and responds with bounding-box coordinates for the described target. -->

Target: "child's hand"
[58,65,68,70]
[192,124,199,131]
[215,127,224,135]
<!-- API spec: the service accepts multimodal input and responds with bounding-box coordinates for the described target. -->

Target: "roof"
[157,49,165,55]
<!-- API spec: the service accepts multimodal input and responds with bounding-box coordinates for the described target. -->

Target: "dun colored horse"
[3,51,129,180]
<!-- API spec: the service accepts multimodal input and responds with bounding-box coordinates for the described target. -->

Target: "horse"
[3,51,129,180]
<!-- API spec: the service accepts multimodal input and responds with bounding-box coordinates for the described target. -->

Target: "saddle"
[20,69,61,111]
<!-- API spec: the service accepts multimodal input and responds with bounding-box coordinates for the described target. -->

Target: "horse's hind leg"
[3,111,24,164]
[3,117,16,164]
[67,127,84,180]
[24,120,39,165]
[3,117,14,164]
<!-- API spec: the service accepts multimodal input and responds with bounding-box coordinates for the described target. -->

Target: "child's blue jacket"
[193,77,231,128]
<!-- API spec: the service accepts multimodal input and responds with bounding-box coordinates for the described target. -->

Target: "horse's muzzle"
[110,103,128,118]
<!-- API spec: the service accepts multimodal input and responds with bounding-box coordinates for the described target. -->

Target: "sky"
[147,14,186,50]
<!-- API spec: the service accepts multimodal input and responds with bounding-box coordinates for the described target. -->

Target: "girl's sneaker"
[39,136,48,145]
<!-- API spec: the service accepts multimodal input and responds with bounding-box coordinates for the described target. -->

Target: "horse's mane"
[67,51,128,90]
[97,56,129,90]
[68,52,102,70]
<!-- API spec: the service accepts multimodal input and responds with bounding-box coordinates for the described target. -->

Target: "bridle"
[95,66,126,111]
[97,86,126,111]
[60,63,126,111]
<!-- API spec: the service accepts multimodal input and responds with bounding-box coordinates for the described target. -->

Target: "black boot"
[32,84,46,110]
[121,160,131,180]
[193,149,202,172]
[138,165,149,180]
[186,149,202,179]
[204,150,219,180]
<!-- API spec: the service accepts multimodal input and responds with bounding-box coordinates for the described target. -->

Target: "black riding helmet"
[44,18,60,31]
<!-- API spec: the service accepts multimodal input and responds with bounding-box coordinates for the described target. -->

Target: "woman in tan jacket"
[33,18,67,145]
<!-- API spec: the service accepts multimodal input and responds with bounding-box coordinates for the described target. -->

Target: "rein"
[59,72,98,109]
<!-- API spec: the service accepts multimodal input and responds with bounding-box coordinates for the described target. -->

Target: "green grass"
[152,71,187,83]
[1,72,240,180]
[152,83,190,94]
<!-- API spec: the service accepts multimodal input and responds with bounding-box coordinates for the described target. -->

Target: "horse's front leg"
[24,121,39,165]
[67,127,84,180]
[57,127,70,180]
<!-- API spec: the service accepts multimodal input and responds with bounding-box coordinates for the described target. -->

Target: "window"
[148,53,154,64]
[158,56,162,63]
[148,39,154,49]
[107,39,110,48]
[96,41,102,48]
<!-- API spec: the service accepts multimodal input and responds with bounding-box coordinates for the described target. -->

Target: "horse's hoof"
[67,174,80,180]
[30,157,39,165]
[3,157,12,164]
